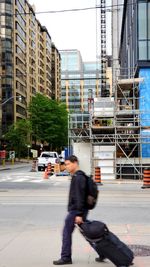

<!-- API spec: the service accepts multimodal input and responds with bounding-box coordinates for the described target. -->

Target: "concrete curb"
[0,163,32,171]
[100,179,143,184]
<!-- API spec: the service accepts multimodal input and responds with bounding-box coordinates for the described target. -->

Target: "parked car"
[37,151,60,171]
[59,155,65,163]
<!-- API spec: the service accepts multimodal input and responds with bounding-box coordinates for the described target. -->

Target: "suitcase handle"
[76,223,109,242]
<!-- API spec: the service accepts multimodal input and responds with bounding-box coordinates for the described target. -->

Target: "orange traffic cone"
[141,168,150,189]
[94,167,102,185]
[43,168,49,179]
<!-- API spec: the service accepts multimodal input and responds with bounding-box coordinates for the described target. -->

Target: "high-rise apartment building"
[51,43,61,101]
[60,49,111,112]
[0,0,59,135]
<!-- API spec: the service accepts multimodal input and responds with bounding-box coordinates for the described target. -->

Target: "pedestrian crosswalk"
[0,172,70,184]
[0,175,44,183]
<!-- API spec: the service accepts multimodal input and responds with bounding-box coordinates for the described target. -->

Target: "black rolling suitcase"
[79,221,134,267]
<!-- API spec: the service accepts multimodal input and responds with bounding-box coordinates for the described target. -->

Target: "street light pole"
[0,95,22,133]
[27,145,31,161]
[0,95,22,106]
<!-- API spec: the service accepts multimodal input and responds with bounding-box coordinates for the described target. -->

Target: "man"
[53,155,89,265]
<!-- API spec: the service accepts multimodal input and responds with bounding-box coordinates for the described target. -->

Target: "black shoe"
[53,258,72,265]
[95,256,106,262]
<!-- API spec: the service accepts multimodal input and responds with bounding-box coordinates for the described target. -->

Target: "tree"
[28,94,68,150]
[5,120,31,159]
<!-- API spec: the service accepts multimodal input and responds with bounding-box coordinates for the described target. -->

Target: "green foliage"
[5,120,31,159]
[28,94,68,149]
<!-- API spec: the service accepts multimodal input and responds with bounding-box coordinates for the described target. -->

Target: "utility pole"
[96,0,108,96]
[0,36,2,139]
[100,0,108,97]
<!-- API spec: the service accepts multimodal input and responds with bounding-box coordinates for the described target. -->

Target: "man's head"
[65,155,79,175]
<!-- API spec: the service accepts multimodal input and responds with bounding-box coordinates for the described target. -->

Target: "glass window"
[16,69,26,83]
[148,2,150,39]
[16,45,26,60]
[6,3,12,12]
[19,0,25,7]
[16,11,26,27]
[139,41,147,60]
[1,77,12,85]
[1,51,12,63]
[5,66,13,76]
[138,3,147,39]
[148,41,150,59]
[15,22,26,39]
[5,28,11,36]
[6,15,13,27]
[16,34,26,50]
[16,81,26,93]
[16,57,26,71]
[16,0,25,14]
[16,105,26,116]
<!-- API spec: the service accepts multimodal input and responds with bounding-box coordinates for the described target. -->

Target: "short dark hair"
[65,155,79,163]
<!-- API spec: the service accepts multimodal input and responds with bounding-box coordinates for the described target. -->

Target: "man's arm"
[74,175,87,223]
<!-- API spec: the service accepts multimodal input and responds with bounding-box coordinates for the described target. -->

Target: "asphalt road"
[0,168,150,267]
[0,167,69,228]
[0,167,150,226]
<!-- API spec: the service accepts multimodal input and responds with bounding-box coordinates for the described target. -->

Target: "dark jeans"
[61,210,88,261]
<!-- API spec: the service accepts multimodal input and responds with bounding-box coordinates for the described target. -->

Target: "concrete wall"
[93,145,115,179]
[73,142,91,175]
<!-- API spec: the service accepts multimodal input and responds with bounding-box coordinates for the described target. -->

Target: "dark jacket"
[68,170,88,216]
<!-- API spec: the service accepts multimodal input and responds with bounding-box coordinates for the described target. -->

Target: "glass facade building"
[120,0,150,157]
[120,0,150,71]
[138,1,150,60]
[60,50,101,113]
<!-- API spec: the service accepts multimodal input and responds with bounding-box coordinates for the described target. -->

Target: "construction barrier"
[30,159,37,172]
[141,168,150,189]
[94,167,102,184]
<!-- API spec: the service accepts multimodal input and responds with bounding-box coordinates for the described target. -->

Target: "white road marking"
[29,179,44,183]
[12,178,32,182]
[0,176,44,183]
[1,202,66,205]
[0,173,70,184]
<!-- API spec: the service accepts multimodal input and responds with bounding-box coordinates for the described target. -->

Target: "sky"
[28,0,112,62]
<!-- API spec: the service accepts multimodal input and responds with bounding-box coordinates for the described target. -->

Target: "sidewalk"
[0,160,32,171]
[0,179,150,267]
[0,224,150,267]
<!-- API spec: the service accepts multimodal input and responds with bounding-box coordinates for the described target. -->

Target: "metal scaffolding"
[68,68,150,179]
[68,113,90,141]
[115,74,144,179]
